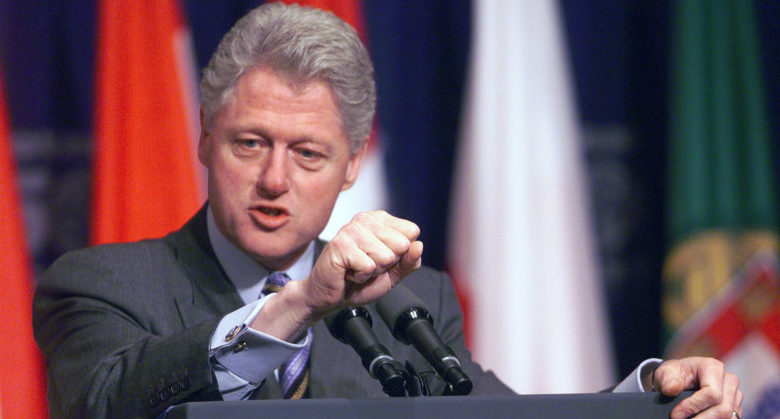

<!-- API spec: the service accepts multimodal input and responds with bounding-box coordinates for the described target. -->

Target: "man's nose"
[258,148,291,196]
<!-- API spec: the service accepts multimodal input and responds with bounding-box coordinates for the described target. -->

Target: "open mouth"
[259,207,284,216]
[250,205,290,229]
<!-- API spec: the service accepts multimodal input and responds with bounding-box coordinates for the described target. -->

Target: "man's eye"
[238,139,260,148]
[298,149,322,159]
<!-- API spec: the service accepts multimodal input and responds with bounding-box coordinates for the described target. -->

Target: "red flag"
[0,64,48,418]
[92,0,203,245]
[282,0,366,35]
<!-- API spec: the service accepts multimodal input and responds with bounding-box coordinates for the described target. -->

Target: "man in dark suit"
[33,3,743,419]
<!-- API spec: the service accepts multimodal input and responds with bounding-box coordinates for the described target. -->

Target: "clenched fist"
[252,211,423,341]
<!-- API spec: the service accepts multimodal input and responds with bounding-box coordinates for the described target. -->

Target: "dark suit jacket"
[33,206,513,418]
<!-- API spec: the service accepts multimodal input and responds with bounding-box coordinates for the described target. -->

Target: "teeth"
[260,208,282,216]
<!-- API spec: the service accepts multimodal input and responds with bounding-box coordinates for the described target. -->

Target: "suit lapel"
[169,206,244,327]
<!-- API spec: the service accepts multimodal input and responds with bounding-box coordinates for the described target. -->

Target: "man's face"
[199,67,365,270]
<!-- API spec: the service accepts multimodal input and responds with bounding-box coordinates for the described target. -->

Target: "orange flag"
[92,0,203,245]
[0,65,48,418]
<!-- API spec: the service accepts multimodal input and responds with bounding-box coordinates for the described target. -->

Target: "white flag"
[449,0,615,393]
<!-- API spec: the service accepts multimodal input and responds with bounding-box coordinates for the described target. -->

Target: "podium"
[164,392,691,419]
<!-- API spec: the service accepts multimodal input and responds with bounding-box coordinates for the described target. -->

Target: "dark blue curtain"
[2,0,779,379]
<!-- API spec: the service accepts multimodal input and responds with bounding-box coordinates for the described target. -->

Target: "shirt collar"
[206,205,314,303]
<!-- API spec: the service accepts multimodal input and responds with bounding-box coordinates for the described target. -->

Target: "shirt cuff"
[209,294,310,386]
[612,358,663,392]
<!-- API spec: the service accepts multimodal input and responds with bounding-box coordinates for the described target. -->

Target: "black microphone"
[375,284,473,395]
[323,306,406,397]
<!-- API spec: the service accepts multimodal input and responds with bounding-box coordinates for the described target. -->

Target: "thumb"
[399,241,423,278]
[654,360,688,396]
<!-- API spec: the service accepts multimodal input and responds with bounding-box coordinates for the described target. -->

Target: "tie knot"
[262,272,291,296]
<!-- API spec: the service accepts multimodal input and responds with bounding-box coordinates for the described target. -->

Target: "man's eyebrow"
[225,122,271,138]
[290,137,335,152]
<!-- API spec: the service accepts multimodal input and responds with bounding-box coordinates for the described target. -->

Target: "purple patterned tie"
[262,272,311,399]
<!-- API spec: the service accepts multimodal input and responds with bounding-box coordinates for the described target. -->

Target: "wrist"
[249,281,317,342]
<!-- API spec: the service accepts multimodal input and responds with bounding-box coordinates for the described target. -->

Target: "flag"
[663,1,780,417]
[91,0,204,245]
[277,0,387,240]
[0,63,48,418]
[448,0,614,393]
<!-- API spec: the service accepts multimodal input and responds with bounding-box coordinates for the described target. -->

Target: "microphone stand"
[327,307,408,397]
[325,306,463,397]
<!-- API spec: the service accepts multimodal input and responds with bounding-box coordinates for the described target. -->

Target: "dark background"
[1,0,778,379]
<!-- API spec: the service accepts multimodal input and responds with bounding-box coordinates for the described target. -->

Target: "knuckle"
[715,404,732,417]
[658,359,675,372]
[654,361,672,380]
[327,235,350,253]
[336,222,357,237]
[363,253,379,269]
[342,222,369,241]
[353,259,377,280]
[351,212,371,224]
[677,402,695,417]
[408,222,421,238]
[706,357,724,370]
[396,222,420,241]
[387,234,411,253]
[703,386,724,404]
[727,372,739,387]
[374,248,397,267]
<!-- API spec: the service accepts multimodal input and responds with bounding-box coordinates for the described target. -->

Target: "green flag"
[663,1,779,417]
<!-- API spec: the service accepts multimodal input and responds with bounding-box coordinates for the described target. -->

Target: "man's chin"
[243,242,306,271]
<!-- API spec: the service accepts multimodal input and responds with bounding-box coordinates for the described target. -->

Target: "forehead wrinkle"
[218,68,347,149]
[246,66,347,134]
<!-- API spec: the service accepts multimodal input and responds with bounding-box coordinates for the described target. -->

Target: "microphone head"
[375,284,431,343]
[324,306,372,343]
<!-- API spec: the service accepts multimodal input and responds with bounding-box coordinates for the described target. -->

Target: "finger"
[361,210,421,242]
[367,221,413,258]
[726,372,740,402]
[667,359,728,419]
[343,272,394,305]
[656,357,724,396]
[734,388,743,415]
[398,240,423,278]
[346,225,409,279]
[722,373,741,419]
[342,242,422,305]
[326,230,379,283]
[673,372,739,419]
[654,360,686,396]
[349,212,419,258]
[341,213,418,277]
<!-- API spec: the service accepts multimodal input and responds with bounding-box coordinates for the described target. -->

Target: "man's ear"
[197,107,210,167]
[341,141,368,192]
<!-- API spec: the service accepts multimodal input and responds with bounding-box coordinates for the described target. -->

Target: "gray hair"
[200,2,376,154]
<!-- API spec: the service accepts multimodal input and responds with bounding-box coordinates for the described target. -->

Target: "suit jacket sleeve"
[33,242,224,419]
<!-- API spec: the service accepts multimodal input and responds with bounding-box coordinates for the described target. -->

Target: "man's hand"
[306,211,423,309]
[252,211,423,341]
[654,357,743,419]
